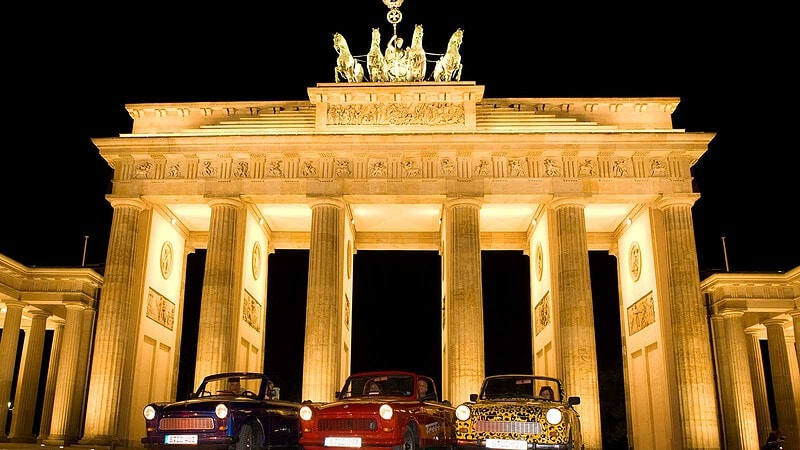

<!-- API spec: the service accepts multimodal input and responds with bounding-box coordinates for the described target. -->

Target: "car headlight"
[545,408,562,425]
[215,403,229,419]
[455,404,471,421]
[143,405,157,420]
[299,405,313,421]
[379,404,393,420]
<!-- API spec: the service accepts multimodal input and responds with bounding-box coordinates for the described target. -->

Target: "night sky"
[2,2,797,447]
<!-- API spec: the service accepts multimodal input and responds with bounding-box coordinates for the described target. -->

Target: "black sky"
[1,2,797,447]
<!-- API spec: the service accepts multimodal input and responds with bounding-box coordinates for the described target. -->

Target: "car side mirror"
[335,391,341,399]
[568,396,580,406]
[469,394,478,402]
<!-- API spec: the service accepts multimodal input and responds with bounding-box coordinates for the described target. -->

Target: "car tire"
[393,425,418,450]
[236,422,262,450]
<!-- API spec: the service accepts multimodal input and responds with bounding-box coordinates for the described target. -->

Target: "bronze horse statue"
[333,32,364,83]
[433,28,463,82]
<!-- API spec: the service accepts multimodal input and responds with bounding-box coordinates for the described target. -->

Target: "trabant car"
[141,371,301,450]
[454,374,583,450]
[298,371,455,450]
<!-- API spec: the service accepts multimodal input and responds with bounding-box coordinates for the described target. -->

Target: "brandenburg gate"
[2,7,798,449]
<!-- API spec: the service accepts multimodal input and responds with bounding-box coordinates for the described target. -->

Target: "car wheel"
[236,422,262,450]
[398,425,418,450]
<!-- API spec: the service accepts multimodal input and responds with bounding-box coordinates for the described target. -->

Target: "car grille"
[475,420,541,434]
[159,417,215,431]
[318,418,378,431]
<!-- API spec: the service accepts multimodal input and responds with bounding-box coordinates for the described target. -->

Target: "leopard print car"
[454,374,583,450]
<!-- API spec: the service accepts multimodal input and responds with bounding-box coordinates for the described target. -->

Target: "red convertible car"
[299,371,456,450]
[141,372,302,450]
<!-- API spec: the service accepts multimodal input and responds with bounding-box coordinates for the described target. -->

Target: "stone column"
[68,308,96,440]
[745,329,773,445]
[443,198,485,405]
[0,299,25,439]
[37,320,63,443]
[80,198,144,446]
[43,303,85,446]
[302,199,344,403]
[792,312,800,370]
[551,199,601,449]
[8,310,49,443]
[194,198,245,384]
[713,311,759,450]
[764,319,799,444]
[656,196,720,448]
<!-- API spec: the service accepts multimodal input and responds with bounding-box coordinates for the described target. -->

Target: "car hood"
[467,400,563,415]
[313,398,418,414]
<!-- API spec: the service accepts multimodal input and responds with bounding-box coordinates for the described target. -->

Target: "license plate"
[485,439,527,450]
[325,437,362,447]
[165,434,198,445]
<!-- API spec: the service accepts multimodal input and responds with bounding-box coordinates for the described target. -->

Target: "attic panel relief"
[327,103,465,125]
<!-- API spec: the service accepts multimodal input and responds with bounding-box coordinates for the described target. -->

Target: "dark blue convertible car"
[142,372,302,450]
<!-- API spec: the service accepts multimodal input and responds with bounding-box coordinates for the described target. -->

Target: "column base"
[8,436,37,443]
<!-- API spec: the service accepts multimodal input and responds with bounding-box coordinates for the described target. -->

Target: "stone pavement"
[0,444,139,450]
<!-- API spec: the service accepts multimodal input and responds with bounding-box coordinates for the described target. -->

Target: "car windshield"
[196,374,266,398]
[339,374,415,398]
[480,376,562,402]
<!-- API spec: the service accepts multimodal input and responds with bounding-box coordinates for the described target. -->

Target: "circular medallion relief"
[252,241,262,280]
[160,241,173,280]
[629,241,642,282]
[347,241,352,279]
[535,242,543,281]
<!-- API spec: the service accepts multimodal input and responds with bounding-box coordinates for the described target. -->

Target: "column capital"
[206,197,244,208]
[550,197,587,209]
[309,197,345,209]
[719,308,747,317]
[763,317,788,327]
[444,197,482,209]
[106,196,146,210]
[789,310,800,319]
[655,194,700,210]
[1,299,25,310]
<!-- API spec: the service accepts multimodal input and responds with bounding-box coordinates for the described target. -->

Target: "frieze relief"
[326,102,465,126]
[116,155,681,182]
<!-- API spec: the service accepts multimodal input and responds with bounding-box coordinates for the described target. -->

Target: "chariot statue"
[332,0,462,83]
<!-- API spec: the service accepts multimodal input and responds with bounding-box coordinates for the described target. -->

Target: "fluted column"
[302,198,345,402]
[80,198,144,446]
[764,319,799,444]
[0,299,25,439]
[68,308,96,439]
[713,311,759,450]
[745,329,773,445]
[657,196,720,448]
[793,312,800,370]
[443,198,485,405]
[551,199,601,449]
[8,311,49,442]
[37,320,63,443]
[43,303,85,446]
[194,198,245,384]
